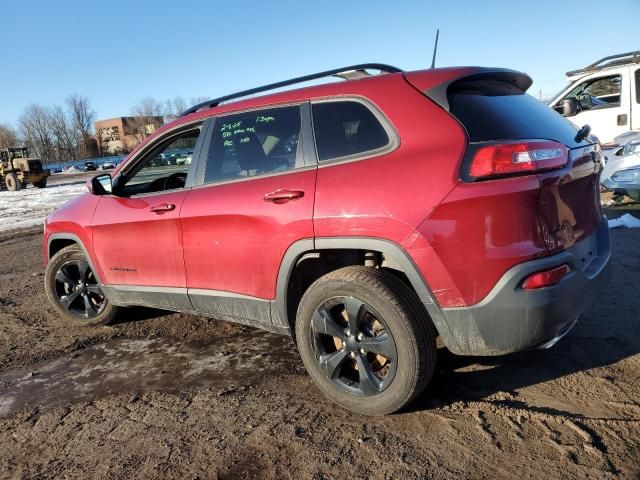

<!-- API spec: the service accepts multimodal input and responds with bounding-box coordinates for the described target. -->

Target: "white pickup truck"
[549,51,639,145]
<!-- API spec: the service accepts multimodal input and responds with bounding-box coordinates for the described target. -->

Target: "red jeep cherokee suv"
[43,64,611,415]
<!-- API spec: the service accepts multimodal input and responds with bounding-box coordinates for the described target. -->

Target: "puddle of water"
[0,331,298,416]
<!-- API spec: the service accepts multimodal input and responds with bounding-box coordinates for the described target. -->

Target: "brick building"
[94,116,164,155]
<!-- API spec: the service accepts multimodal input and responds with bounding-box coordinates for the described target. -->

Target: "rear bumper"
[438,218,611,356]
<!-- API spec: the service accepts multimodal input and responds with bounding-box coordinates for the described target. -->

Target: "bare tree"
[128,97,165,144]
[49,105,79,161]
[0,123,19,149]
[66,94,96,157]
[164,96,209,121]
[19,104,57,163]
[164,96,187,121]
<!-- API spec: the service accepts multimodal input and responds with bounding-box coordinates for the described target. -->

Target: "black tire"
[295,266,437,416]
[45,244,119,326]
[5,173,20,191]
[33,178,47,188]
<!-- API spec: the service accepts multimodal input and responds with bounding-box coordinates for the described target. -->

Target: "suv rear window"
[312,101,390,161]
[448,80,587,148]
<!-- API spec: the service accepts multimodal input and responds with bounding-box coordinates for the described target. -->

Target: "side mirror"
[558,98,578,117]
[87,174,112,195]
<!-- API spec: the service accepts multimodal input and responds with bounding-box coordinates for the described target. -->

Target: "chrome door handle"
[263,189,305,204]
[150,203,176,213]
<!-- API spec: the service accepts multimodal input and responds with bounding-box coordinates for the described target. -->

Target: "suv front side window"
[119,127,201,196]
[565,74,622,111]
[204,105,303,184]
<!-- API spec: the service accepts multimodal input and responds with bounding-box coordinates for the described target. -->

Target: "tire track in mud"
[438,394,635,476]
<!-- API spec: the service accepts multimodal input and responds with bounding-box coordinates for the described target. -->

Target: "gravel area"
[0,218,638,479]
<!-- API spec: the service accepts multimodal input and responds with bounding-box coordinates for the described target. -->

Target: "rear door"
[632,67,640,130]
[180,103,316,323]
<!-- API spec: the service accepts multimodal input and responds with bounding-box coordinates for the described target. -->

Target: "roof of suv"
[176,65,527,122]
[117,64,530,169]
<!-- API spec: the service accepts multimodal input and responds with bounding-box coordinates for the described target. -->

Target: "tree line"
[0,95,207,163]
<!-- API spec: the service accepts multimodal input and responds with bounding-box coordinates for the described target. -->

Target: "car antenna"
[430,29,440,69]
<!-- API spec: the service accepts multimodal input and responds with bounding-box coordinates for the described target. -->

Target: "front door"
[560,70,631,143]
[92,124,205,295]
[180,104,316,325]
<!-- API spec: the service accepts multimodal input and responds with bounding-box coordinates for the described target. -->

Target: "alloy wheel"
[54,260,106,319]
[311,296,398,396]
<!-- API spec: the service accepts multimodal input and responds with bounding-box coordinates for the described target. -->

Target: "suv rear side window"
[448,80,586,148]
[312,101,390,161]
[205,105,302,184]
[636,68,640,104]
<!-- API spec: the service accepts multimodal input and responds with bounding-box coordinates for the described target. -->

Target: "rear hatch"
[414,70,604,253]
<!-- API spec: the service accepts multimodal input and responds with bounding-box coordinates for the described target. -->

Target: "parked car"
[548,51,640,144]
[175,154,192,165]
[84,161,98,171]
[603,130,640,162]
[101,161,116,170]
[149,156,172,167]
[601,132,640,200]
[158,152,178,165]
[43,63,611,415]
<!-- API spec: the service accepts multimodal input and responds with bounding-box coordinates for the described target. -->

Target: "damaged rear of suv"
[404,69,611,356]
[44,64,610,415]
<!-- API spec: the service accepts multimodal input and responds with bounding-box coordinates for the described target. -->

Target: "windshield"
[9,148,28,160]
[548,81,572,104]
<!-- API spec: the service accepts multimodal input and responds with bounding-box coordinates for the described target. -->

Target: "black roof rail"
[181,63,403,116]
[566,50,640,77]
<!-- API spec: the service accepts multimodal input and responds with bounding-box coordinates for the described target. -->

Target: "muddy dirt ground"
[0,211,639,479]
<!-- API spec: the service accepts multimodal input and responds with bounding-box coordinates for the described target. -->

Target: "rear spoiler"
[404,68,533,112]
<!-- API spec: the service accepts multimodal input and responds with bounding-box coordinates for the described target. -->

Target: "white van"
[548,52,639,145]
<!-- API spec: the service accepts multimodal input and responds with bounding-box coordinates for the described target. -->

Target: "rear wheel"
[295,266,436,416]
[45,244,119,326]
[4,173,20,191]
[33,178,47,188]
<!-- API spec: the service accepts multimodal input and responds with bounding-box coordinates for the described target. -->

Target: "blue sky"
[1,0,638,127]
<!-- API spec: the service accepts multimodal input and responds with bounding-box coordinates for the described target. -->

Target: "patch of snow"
[608,213,640,229]
[0,183,87,232]
[61,166,83,174]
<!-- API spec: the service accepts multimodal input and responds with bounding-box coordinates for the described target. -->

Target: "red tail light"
[469,140,568,179]
[522,264,571,290]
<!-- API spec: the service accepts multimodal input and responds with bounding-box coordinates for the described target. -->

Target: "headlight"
[622,140,640,156]
[612,168,640,184]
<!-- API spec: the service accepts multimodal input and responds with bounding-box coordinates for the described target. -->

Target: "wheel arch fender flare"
[47,233,105,286]
[271,237,460,351]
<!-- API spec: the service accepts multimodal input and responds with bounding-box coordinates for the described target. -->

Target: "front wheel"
[45,244,120,326]
[295,266,437,416]
[4,173,20,191]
